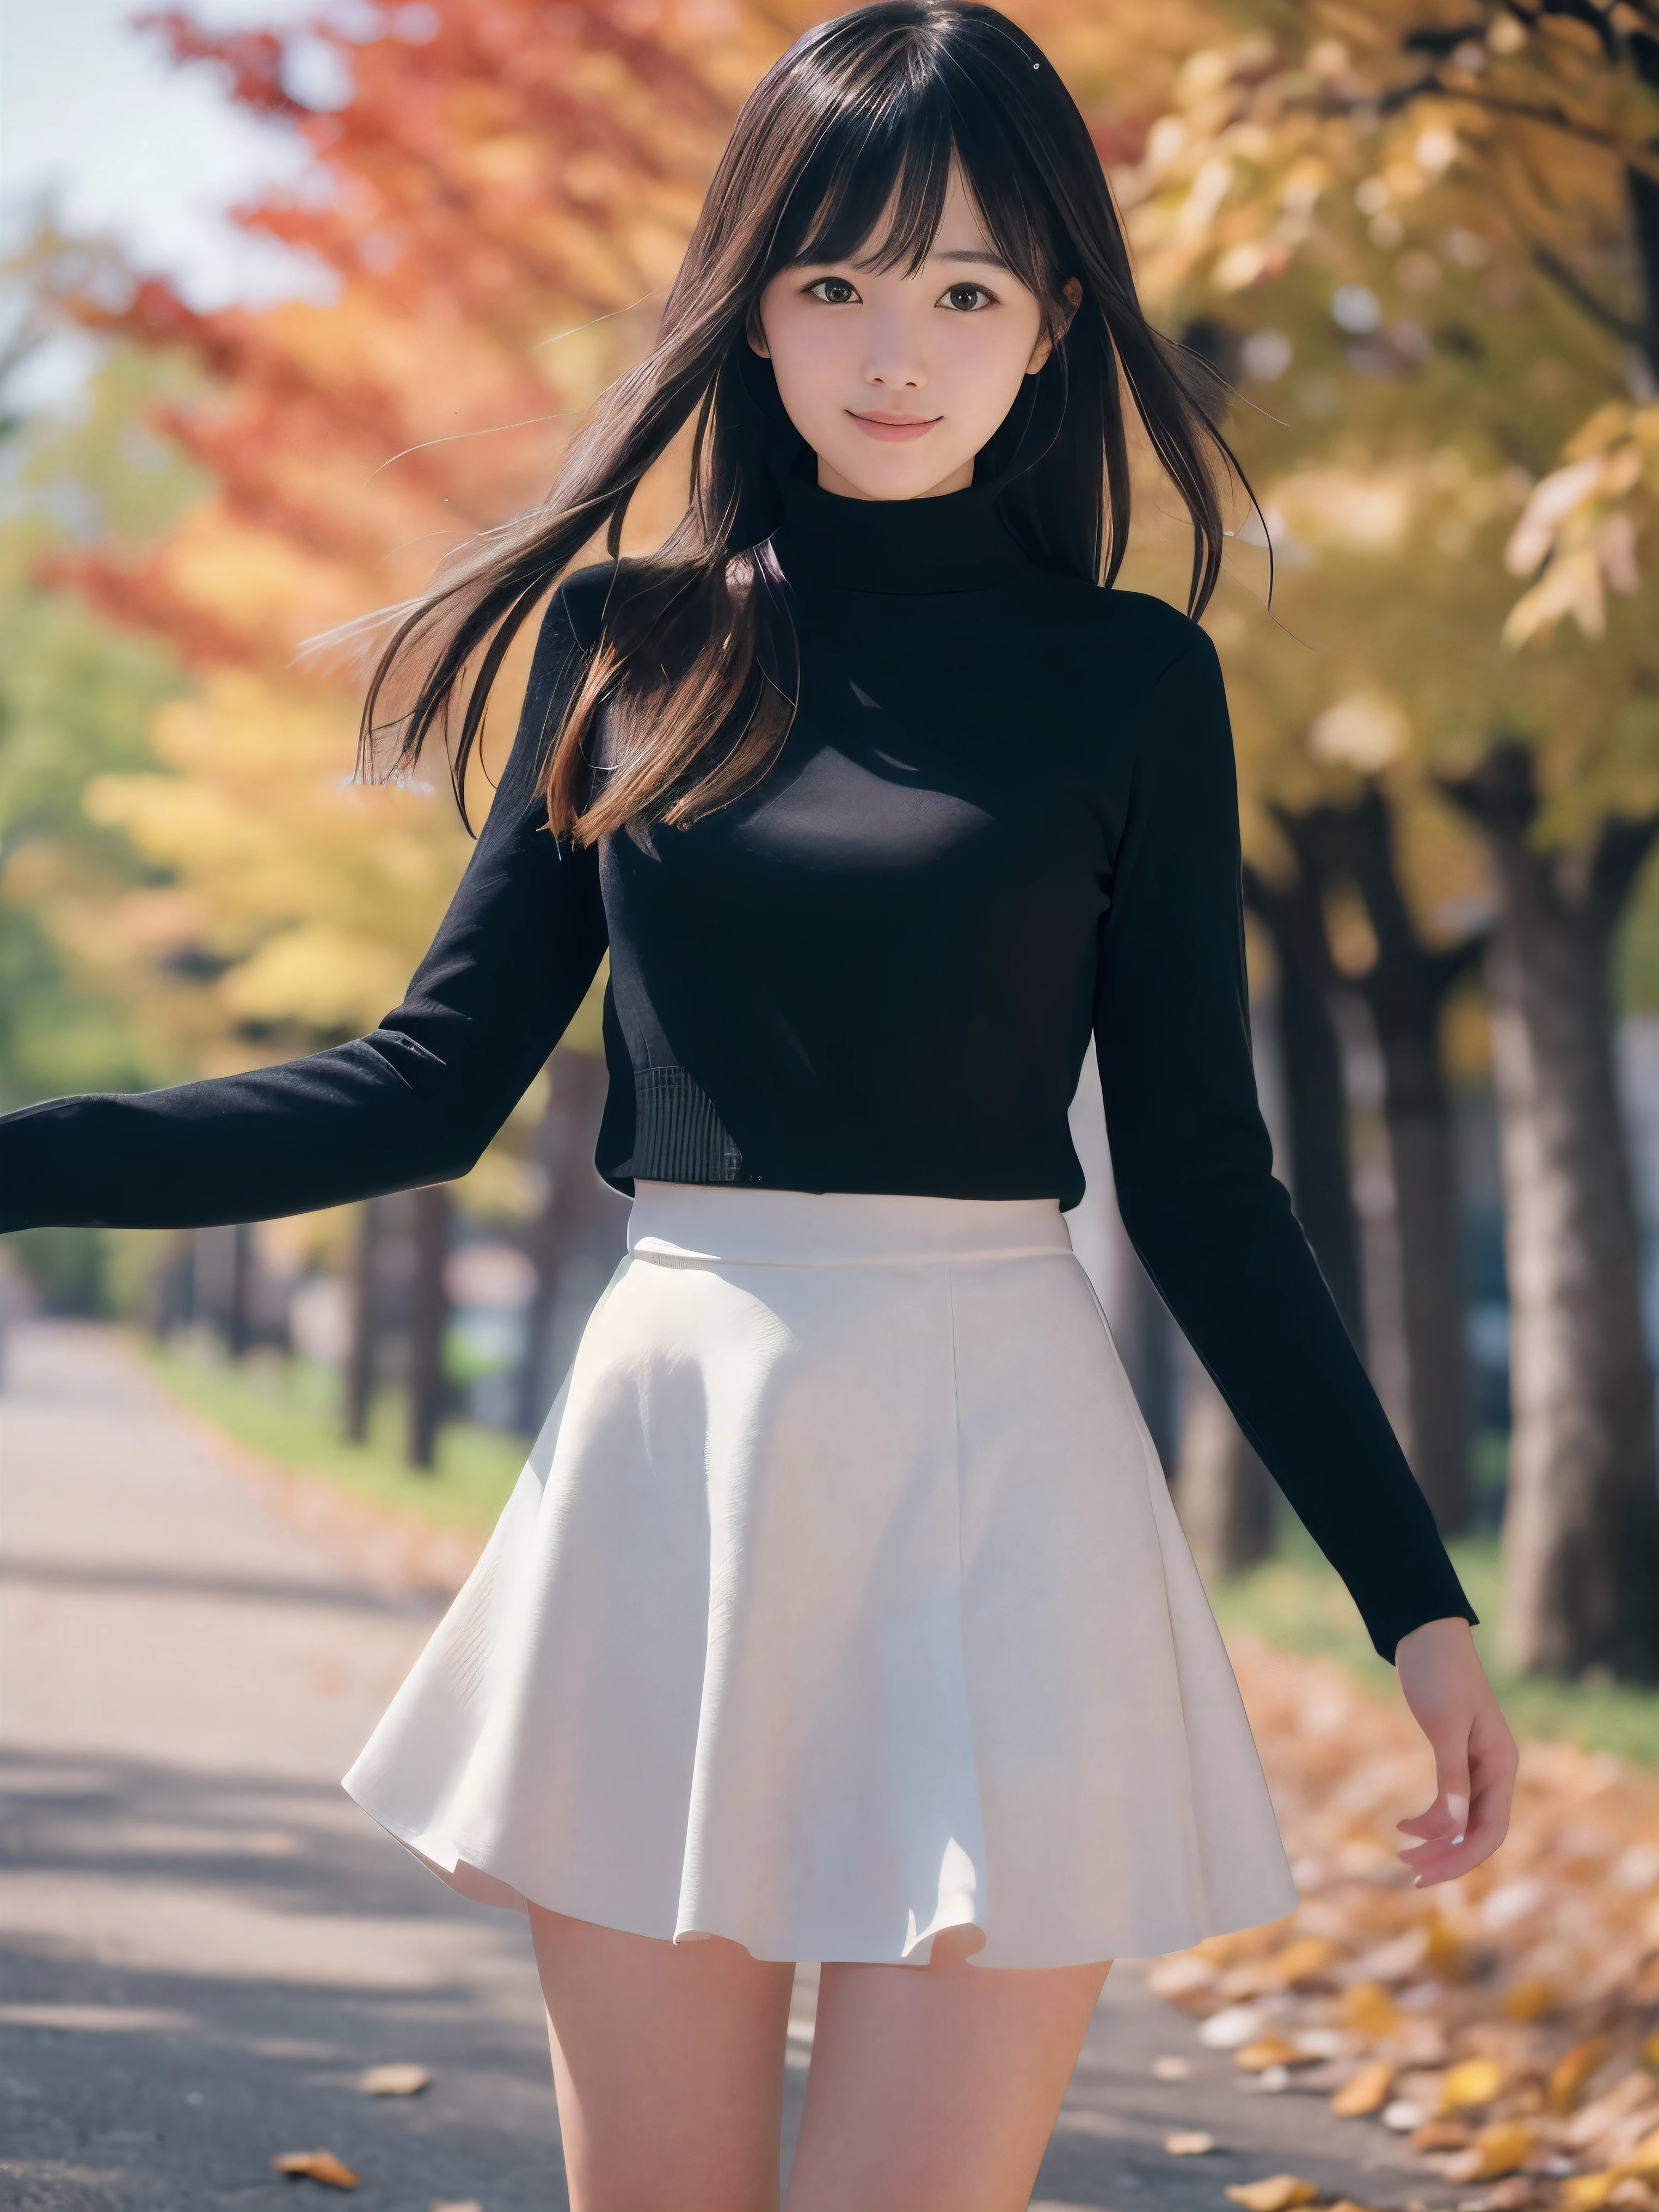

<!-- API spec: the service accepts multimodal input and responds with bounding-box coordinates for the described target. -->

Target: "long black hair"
[360,0,1250,841]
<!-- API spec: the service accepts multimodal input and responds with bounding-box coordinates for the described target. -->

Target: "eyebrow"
[841,244,1016,274]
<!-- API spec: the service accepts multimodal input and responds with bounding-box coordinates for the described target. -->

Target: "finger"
[1395,1758,1474,1866]
[1437,1734,1472,1844]
[1399,1792,1496,1869]
[1400,1762,1514,1884]
[1397,1719,1472,1844]
[1404,1821,1502,1885]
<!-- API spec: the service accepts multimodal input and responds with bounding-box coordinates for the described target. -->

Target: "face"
[752,167,1067,502]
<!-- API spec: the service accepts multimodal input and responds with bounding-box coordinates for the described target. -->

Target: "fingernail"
[1447,1793,1469,1828]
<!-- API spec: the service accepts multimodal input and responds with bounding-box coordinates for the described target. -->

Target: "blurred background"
[2,0,1657,1743]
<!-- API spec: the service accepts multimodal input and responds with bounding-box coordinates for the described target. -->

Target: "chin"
[827,453,972,502]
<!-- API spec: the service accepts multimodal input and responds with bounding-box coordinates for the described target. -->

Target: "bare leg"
[528,1904,795,2212]
[787,1928,1110,2212]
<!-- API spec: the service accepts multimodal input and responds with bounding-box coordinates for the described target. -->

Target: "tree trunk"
[1279,941,1368,1350]
[1328,788,1485,1534]
[407,1183,451,1471]
[1244,844,1367,1351]
[1384,1109,1470,1530]
[226,1221,254,1361]
[343,1197,383,1445]
[1446,746,1659,1680]
[516,1049,611,1436]
[1174,1366,1275,1580]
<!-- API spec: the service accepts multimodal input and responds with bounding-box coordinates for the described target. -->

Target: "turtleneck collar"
[771,450,1033,596]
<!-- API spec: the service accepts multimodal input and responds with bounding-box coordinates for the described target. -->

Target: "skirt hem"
[342,1780,1298,1969]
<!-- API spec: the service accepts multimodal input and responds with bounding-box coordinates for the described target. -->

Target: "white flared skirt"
[342,1179,1298,1967]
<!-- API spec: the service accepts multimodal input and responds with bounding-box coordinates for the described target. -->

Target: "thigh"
[529,1904,795,2212]
[787,1929,1110,2212]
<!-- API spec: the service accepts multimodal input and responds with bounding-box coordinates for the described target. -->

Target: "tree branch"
[1590,810,1659,924]
[1440,742,1541,841]
[1529,239,1644,343]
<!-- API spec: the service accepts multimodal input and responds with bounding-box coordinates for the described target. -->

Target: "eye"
[804,275,861,305]
[939,281,996,312]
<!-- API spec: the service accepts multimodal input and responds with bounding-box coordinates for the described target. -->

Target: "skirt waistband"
[627,1181,1073,1268]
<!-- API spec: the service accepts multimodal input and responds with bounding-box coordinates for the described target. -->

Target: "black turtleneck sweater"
[0,469,1474,1660]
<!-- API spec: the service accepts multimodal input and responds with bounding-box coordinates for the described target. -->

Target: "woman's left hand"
[1392,1616,1518,1887]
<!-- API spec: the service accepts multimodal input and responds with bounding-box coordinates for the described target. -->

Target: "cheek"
[940,317,1045,406]
[766,314,848,412]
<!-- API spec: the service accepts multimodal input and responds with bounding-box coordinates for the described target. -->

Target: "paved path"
[1,1322,1441,2212]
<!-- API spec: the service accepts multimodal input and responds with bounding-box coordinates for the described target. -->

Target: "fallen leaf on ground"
[1443,2060,1508,2111]
[1154,2054,1195,2080]
[1443,2123,1537,2181]
[1459,2178,1536,2212]
[1500,1980,1559,2023]
[1264,1938,1343,1988]
[1225,2177,1320,2211]
[1236,2037,1311,2073]
[1332,2061,1395,2117]
[1383,2100,1433,2132]
[1150,1955,1219,2001]
[359,2064,431,2097]
[1556,2042,1618,2115]
[273,2152,359,2189]
[1411,2118,1476,2153]
[1563,2174,1627,2212]
[1201,2005,1272,2049]
[1165,2130,1215,2154]
[1424,1912,1465,1980]
[1337,1982,1402,2042]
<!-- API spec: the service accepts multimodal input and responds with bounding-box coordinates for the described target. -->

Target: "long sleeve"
[1093,632,1474,1662]
[0,588,607,1232]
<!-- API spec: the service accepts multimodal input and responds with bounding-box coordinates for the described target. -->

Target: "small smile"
[847,410,942,442]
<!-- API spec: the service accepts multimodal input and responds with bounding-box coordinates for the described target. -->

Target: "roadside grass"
[1209,1516,1659,1767]
[144,1336,526,1532]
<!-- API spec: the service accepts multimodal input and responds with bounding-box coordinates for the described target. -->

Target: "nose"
[863,305,926,392]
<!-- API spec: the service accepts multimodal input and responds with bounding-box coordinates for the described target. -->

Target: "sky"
[1,0,341,319]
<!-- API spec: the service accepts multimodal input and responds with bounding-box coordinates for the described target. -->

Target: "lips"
[847,411,941,442]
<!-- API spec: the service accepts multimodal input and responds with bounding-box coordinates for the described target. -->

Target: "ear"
[747,306,772,360]
[1026,278,1083,376]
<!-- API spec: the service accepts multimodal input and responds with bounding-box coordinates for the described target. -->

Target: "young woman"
[1,5,1517,2206]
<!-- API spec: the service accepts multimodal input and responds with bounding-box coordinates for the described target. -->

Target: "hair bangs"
[770,77,953,278]
[766,45,1052,308]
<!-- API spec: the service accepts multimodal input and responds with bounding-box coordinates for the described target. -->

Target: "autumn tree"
[1119,1,1659,1675]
